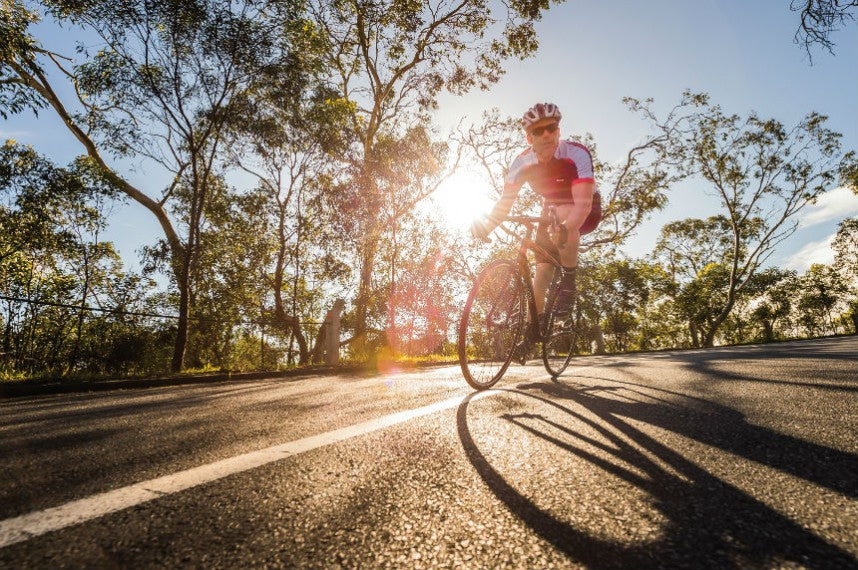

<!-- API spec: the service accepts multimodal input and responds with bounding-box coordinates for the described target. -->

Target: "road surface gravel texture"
[0,337,856,569]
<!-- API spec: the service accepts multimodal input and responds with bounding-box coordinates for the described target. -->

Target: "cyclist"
[471,102,596,348]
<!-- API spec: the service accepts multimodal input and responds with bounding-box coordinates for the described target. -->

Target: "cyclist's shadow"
[456,380,858,569]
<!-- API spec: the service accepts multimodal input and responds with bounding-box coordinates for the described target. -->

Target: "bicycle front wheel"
[458,259,525,390]
[542,305,578,378]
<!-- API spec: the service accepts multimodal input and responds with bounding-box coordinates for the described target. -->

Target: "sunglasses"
[529,123,559,137]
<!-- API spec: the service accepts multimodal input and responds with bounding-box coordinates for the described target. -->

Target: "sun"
[430,169,496,233]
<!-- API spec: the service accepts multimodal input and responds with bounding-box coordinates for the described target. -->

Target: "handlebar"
[501,215,555,225]
[490,206,568,248]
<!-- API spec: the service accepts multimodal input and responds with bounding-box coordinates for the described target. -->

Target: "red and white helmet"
[521,102,562,130]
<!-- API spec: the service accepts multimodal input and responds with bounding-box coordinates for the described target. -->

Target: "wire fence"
[0,295,325,326]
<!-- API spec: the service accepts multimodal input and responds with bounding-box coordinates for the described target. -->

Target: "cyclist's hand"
[470,219,492,242]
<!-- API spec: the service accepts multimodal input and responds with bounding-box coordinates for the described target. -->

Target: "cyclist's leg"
[533,262,554,315]
[513,228,557,363]
[554,205,582,314]
[534,222,560,316]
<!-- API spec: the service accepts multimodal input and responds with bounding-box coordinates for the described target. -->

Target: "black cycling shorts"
[534,221,560,264]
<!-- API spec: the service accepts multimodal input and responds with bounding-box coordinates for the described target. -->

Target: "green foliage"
[744,268,797,342]
[795,264,850,337]
[0,0,46,118]
[841,152,858,195]
[654,216,734,279]
[578,259,652,353]
[0,143,170,378]
[833,218,858,278]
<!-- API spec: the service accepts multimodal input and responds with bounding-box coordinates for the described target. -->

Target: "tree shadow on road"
[456,381,858,569]
[600,337,858,392]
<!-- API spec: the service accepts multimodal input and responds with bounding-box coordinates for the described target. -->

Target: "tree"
[585,259,652,353]
[841,152,858,194]
[661,93,846,347]
[1,0,310,371]
[307,0,563,354]
[833,218,858,279]
[832,217,858,332]
[654,216,734,281]
[746,268,798,342]
[0,142,163,375]
[791,0,858,59]
[796,263,850,336]
[226,75,351,364]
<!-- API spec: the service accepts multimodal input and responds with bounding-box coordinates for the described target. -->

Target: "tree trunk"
[172,266,190,373]
[271,218,309,364]
[2,310,12,359]
[688,321,699,348]
[353,234,379,357]
[703,291,738,348]
[273,301,308,364]
[71,243,92,371]
[762,320,774,343]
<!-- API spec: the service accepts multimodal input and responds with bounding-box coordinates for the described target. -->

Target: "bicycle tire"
[541,292,577,378]
[458,259,525,390]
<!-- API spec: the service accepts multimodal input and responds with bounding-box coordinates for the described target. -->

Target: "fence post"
[324,299,345,365]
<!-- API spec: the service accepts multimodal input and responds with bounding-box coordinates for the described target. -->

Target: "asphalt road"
[1,337,856,569]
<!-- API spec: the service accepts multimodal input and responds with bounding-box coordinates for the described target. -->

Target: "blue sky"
[3,1,857,274]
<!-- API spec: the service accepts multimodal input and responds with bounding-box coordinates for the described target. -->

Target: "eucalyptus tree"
[652,216,750,345]
[1,0,308,371]
[0,142,129,373]
[659,93,846,347]
[653,216,735,281]
[582,259,653,353]
[841,153,858,194]
[380,217,459,357]
[225,76,351,364]
[746,268,798,342]
[832,217,858,331]
[833,218,858,280]
[796,263,850,336]
[305,0,563,353]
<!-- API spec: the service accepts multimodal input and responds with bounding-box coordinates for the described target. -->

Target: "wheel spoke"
[542,301,578,377]
[458,261,523,390]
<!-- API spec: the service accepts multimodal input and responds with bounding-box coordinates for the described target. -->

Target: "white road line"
[0,391,495,549]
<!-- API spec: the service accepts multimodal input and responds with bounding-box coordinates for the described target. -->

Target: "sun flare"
[431,170,496,233]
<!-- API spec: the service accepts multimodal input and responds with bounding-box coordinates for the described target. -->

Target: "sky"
[2,1,857,275]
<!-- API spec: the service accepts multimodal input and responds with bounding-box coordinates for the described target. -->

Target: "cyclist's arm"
[560,141,596,233]
[567,180,595,232]
[483,183,522,232]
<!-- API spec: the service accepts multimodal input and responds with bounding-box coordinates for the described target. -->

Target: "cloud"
[784,232,836,272]
[799,186,858,228]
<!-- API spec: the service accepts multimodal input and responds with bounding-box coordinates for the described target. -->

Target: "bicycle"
[457,207,582,390]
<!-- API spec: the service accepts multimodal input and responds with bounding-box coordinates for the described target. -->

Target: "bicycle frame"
[495,210,565,337]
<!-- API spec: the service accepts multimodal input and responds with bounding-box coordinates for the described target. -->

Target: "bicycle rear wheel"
[542,299,578,378]
[458,259,525,390]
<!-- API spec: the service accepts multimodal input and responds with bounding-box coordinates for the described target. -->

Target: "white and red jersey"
[504,140,595,203]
